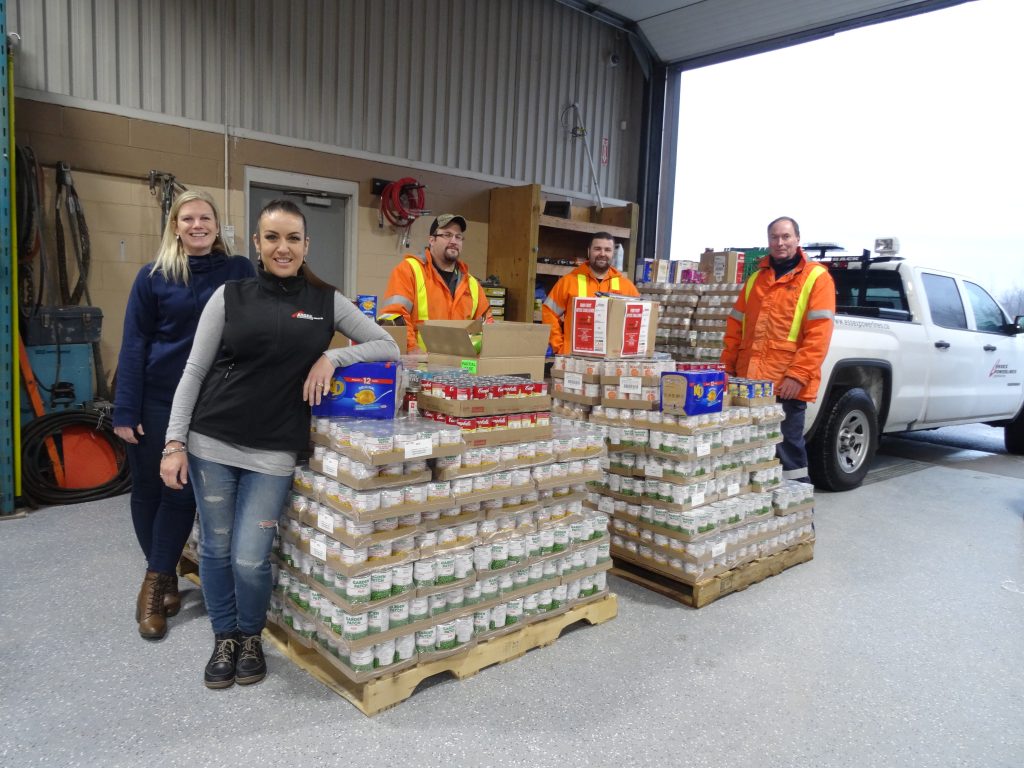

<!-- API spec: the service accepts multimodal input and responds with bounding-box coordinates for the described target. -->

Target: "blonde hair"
[150,190,232,284]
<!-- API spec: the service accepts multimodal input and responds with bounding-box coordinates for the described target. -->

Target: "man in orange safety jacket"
[380,214,491,352]
[721,216,835,482]
[541,232,639,354]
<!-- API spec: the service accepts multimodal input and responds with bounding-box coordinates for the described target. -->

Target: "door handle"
[983,344,997,352]
[934,341,950,349]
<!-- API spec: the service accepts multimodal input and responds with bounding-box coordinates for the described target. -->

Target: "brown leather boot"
[136,571,167,640]
[161,573,181,617]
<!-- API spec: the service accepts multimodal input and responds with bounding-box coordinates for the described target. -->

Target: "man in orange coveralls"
[380,214,492,352]
[541,232,639,354]
[720,216,835,482]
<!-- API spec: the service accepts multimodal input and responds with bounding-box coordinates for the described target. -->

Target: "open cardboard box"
[419,319,549,380]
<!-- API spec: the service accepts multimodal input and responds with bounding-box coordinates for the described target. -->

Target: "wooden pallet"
[611,540,813,609]
[265,593,618,716]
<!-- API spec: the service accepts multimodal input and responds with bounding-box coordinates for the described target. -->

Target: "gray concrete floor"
[2,457,1023,768]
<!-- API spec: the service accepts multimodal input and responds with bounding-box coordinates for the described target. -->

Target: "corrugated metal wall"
[9,0,642,201]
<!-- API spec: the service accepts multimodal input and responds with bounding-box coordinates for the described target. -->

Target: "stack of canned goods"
[420,409,552,434]
[311,417,464,455]
[422,373,548,400]
[728,377,775,400]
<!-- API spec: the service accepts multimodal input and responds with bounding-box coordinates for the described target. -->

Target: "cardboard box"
[570,296,659,359]
[661,370,726,416]
[416,392,552,417]
[419,319,548,380]
[311,361,401,420]
[699,250,745,283]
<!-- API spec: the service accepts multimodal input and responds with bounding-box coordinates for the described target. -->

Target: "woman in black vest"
[160,199,400,688]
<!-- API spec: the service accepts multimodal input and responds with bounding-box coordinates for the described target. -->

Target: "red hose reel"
[378,177,427,228]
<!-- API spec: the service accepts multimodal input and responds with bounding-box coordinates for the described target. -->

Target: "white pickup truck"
[804,250,1024,491]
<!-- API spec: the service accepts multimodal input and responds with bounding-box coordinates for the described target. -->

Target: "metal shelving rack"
[1,4,16,515]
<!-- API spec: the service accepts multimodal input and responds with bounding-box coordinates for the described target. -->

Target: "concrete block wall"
[16,99,496,391]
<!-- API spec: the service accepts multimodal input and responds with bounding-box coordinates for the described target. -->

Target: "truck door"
[962,280,1024,418]
[919,273,979,423]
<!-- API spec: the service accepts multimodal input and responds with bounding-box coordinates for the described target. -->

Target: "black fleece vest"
[190,271,334,452]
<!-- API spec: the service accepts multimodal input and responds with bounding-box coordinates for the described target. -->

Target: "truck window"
[964,281,1007,333]
[831,269,908,311]
[921,273,967,329]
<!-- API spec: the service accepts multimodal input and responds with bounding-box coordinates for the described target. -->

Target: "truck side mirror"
[1011,315,1024,335]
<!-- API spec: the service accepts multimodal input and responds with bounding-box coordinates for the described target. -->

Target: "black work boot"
[235,634,267,685]
[204,632,240,689]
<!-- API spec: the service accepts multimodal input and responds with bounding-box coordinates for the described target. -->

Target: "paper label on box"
[696,443,711,457]
[691,492,705,506]
[727,482,740,497]
[620,302,651,357]
[599,457,610,470]
[564,372,583,390]
[619,376,642,395]
[310,539,327,561]
[598,496,614,514]
[710,541,727,557]
[572,298,607,355]
[322,454,339,476]
[646,463,663,478]
[404,438,433,459]
[317,510,335,533]
[460,359,478,374]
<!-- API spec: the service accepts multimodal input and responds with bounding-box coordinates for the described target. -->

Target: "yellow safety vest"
[742,264,826,341]
[406,257,481,350]
[576,273,620,297]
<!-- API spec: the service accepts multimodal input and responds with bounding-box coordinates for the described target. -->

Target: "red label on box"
[573,298,598,353]
[622,303,645,356]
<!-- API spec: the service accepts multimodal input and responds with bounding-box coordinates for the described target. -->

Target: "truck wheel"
[807,388,878,491]
[1005,411,1024,454]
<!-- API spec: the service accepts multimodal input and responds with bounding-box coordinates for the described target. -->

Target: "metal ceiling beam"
[671,0,976,71]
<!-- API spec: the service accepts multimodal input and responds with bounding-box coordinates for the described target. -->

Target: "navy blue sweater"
[113,252,255,428]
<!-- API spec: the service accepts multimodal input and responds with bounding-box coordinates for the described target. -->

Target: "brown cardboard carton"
[699,250,745,283]
[569,296,659,358]
[419,319,549,380]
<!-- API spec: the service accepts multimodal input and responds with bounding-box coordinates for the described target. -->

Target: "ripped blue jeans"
[189,454,291,635]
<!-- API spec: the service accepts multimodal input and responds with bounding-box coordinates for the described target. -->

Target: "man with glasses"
[720,216,836,483]
[381,213,492,352]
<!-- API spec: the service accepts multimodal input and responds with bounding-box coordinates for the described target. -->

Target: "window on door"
[921,274,967,330]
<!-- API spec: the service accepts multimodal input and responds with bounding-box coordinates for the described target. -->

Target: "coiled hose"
[21,408,131,506]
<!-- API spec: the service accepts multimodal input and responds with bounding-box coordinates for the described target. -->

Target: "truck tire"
[807,387,878,491]
[1005,411,1024,454]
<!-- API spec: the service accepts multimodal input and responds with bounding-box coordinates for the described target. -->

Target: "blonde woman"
[114,190,255,640]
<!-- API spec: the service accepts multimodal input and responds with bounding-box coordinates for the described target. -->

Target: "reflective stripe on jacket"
[541,264,639,354]
[380,249,490,352]
[720,250,836,402]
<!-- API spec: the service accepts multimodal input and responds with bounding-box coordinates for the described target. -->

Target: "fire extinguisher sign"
[601,137,609,166]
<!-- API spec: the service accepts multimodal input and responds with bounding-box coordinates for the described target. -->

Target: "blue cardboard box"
[660,370,726,416]
[311,361,401,420]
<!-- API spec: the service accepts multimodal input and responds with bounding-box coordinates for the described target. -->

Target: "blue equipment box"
[23,306,104,346]
[19,344,94,423]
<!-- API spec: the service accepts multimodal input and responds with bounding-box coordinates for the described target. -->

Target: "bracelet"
[160,446,187,458]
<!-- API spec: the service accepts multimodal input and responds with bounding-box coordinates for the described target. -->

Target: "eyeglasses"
[432,232,465,242]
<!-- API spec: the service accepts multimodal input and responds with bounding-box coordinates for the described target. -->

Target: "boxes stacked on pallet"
[269,405,613,681]
[549,353,816,600]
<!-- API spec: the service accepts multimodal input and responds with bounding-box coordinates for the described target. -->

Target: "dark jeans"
[777,399,809,481]
[125,398,197,574]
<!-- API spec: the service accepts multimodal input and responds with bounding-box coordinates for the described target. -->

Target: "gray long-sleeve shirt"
[166,287,401,476]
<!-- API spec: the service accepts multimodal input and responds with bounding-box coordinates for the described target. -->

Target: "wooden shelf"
[539,215,631,240]
[536,263,577,277]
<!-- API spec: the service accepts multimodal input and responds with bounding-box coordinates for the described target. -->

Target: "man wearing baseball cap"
[380,214,492,352]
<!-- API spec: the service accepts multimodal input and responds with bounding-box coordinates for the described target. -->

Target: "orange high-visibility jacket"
[541,264,640,354]
[380,249,491,352]
[720,250,836,402]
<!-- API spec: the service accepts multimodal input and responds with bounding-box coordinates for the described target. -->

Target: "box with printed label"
[660,370,726,416]
[570,297,659,359]
[699,250,745,284]
[312,361,402,420]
